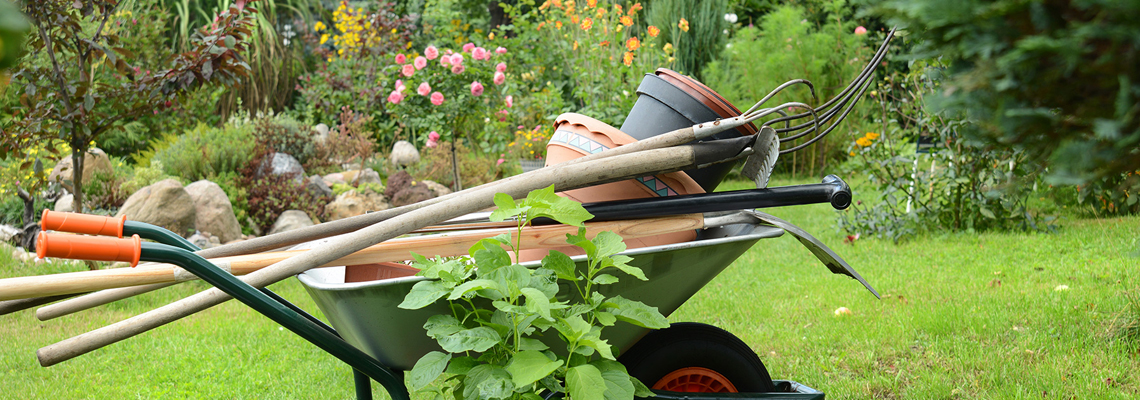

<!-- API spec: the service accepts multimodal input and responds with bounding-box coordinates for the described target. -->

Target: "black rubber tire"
[618,322,775,393]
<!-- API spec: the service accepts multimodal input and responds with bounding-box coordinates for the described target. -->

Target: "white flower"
[833,307,851,316]
[724,13,738,23]
[1054,285,1070,292]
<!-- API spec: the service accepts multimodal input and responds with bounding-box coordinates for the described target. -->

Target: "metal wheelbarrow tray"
[299,215,825,398]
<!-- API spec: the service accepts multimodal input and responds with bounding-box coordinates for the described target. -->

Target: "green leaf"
[464,365,514,400]
[606,255,647,281]
[437,326,501,353]
[518,338,550,351]
[604,296,669,329]
[542,250,579,281]
[506,350,562,388]
[592,231,628,260]
[592,360,636,400]
[445,356,479,375]
[449,279,505,301]
[631,376,655,397]
[424,314,463,338]
[592,274,619,285]
[490,192,527,222]
[579,334,614,360]
[525,185,594,226]
[470,239,512,275]
[83,94,93,111]
[566,364,606,400]
[223,35,236,48]
[979,207,996,219]
[409,351,450,390]
[520,287,553,320]
[400,280,450,309]
[595,311,617,326]
[554,315,592,342]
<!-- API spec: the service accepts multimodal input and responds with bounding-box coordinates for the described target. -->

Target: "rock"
[305,175,333,199]
[116,179,197,237]
[0,224,19,243]
[313,123,330,145]
[390,140,420,169]
[184,180,243,243]
[421,180,452,198]
[187,231,212,249]
[356,169,383,186]
[390,182,434,207]
[245,216,263,237]
[324,189,390,221]
[258,152,305,182]
[48,148,114,186]
[267,210,314,235]
[322,172,346,186]
[54,194,75,213]
[12,247,33,262]
[384,171,414,199]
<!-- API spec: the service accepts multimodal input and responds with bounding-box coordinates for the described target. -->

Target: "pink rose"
[496,158,505,166]
[493,71,506,85]
[431,91,444,105]
[470,81,484,96]
[424,45,439,60]
[505,95,513,108]
[428,131,441,141]
[417,82,431,96]
[401,64,415,77]
[854,26,867,35]
[451,64,465,74]
[387,91,403,104]
[395,53,407,64]
[426,139,438,148]
[414,56,427,70]
[440,54,451,66]
[395,79,404,91]
[450,54,464,66]
[496,62,507,73]
[472,47,488,60]
[462,42,475,53]
[495,46,507,54]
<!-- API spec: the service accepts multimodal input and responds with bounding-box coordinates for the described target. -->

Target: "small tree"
[2,0,257,213]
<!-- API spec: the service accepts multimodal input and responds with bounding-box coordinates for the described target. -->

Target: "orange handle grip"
[41,210,125,238]
[36,232,141,267]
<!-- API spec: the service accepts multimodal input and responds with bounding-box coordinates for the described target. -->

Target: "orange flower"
[623,51,634,66]
[647,25,660,37]
[599,40,610,47]
[678,18,689,32]
[580,17,593,30]
[555,20,562,29]
[626,37,640,51]
[620,15,633,26]
[630,2,642,14]
[573,40,579,50]
[596,7,606,17]
[537,21,546,30]
[614,4,623,14]
[571,15,579,24]
[586,0,596,7]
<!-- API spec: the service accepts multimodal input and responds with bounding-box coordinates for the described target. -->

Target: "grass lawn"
[1,176,1138,399]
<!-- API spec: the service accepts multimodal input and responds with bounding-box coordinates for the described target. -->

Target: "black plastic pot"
[620,70,757,193]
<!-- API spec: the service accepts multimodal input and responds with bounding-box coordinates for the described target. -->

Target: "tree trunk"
[488,1,510,31]
[16,188,34,228]
[71,146,84,214]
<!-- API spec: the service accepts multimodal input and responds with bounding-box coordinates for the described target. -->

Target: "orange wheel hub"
[652,367,739,393]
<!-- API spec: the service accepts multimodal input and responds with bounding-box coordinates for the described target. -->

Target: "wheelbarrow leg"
[354,370,373,400]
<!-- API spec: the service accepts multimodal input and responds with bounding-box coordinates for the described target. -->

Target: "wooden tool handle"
[41,210,125,238]
[37,232,141,267]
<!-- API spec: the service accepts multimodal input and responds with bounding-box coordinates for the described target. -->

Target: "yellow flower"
[663,42,674,55]
[855,137,872,147]
[319,34,329,45]
[580,17,592,30]
[678,18,689,32]
[586,0,596,7]
[865,132,881,140]
[623,51,634,66]
[849,151,856,156]
[620,16,633,27]
[573,40,579,50]
[314,21,326,31]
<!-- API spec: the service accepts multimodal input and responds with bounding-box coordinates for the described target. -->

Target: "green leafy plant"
[138,122,256,183]
[400,185,666,400]
[837,61,1054,242]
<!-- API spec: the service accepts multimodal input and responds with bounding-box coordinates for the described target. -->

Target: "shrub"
[82,156,134,213]
[309,108,378,176]
[253,113,315,166]
[865,0,1140,211]
[119,160,175,195]
[138,122,256,183]
[701,3,875,176]
[836,62,1054,242]
[239,143,329,234]
[412,141,508,189]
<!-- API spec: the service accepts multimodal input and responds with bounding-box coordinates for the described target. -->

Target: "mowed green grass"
[1,176,1137,399]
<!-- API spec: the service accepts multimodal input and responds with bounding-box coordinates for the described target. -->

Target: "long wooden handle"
[38,145,697,367]
[0,214,703,301]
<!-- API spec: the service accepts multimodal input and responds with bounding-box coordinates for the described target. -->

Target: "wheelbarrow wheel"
[618,322,775,393]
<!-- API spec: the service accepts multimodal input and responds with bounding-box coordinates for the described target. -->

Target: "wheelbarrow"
[28,175,874,400]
